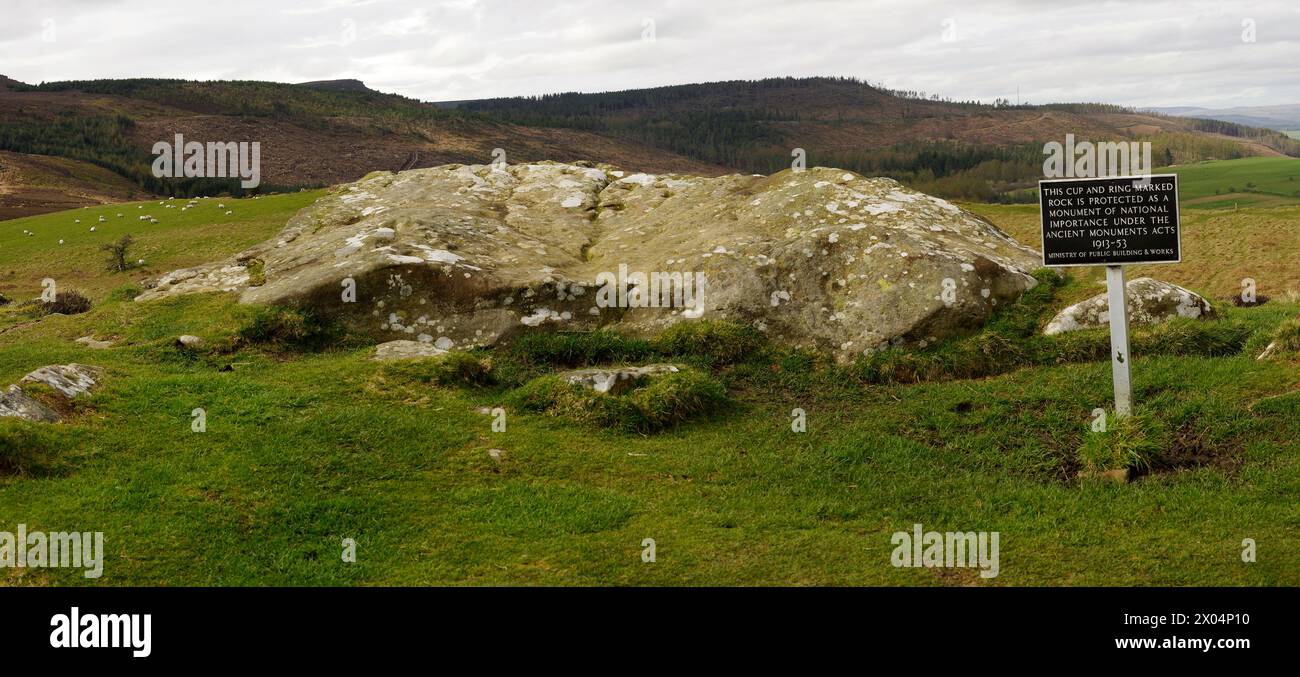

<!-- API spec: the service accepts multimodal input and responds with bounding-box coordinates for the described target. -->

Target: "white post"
[1106,265,1132,416]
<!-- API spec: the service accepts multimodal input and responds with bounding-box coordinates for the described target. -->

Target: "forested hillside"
[2,75,1297,210]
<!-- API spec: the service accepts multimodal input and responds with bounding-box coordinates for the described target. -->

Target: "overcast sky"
[1,0,1296,108]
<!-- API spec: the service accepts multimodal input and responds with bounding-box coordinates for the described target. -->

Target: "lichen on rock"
[138,161,1042,362]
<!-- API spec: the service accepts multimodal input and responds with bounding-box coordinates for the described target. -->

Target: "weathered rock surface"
[21,364,101,398]
[75,336,114,349]
[0,385,61,422]
[371,339,448,361]
[559,364,682,394]
[137,162,1042,360]
[1043,278,1215,335]
[0,364,102,423]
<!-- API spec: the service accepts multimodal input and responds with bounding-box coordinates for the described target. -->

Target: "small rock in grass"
[75,336,114,349]
[371,340,447,361]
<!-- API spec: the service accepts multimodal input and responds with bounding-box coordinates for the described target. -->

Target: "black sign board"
[1038,174,1180,267]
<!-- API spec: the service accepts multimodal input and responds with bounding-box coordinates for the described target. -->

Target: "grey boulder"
[1043,278,1215,336]
[137,162,1043,362]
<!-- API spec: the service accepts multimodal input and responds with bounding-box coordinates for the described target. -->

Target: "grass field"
[966,202,1300,301]
[1155,156,1300,208]
[1,193,1297,586]
[0,191,325,301]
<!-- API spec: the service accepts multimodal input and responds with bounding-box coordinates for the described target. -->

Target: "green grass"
[1285,131,1300,140]
[1156,156,1300,208]
[0,191,326,302]
[0,198,1297,586]
[965,202,1300,299]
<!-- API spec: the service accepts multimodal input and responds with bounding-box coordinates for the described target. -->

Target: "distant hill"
[1149,104,1300,132]
[454,77,1300,199]
[0,77,724,212]
[297,79,375,93]
[0,149,150,219]
[2,75,1299,217]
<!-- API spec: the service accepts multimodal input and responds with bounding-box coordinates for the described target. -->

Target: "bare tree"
[101,235,135,273]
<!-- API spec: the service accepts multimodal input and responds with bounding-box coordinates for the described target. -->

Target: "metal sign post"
[1039,174,1181,419]
[1105,265,1132,416]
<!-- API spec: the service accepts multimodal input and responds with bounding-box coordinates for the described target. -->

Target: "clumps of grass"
[380,351,493,387]
[106,283,143,302]
[655,319,767,366]
[245,258,266,287]
[851,267,1253,385]
[625,370,728,430]
[1260,315,1300,357]
[509,368,728,433]
[495,320,768,386]
[0,420,64,477]
[1077,411,1167,478]
[509,329,654,367]
[232,304,342,352]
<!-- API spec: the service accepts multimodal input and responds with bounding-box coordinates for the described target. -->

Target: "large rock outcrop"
[1043,278,1215,335]
[137,162,1041,360]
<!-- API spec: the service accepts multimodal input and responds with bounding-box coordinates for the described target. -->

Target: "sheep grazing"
[225,211,233,215]
[117,213,123,218]
[90,227,97,232]
[75,219,81,224]
[58,239,65,245]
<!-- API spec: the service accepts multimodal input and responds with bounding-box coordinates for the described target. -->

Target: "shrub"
[43,290,93,315]
[100,235,136,273]
[655,319,766,366]
[1077,411,1167,475]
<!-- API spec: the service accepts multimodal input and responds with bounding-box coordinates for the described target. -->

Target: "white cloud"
[0,0,1296,108]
